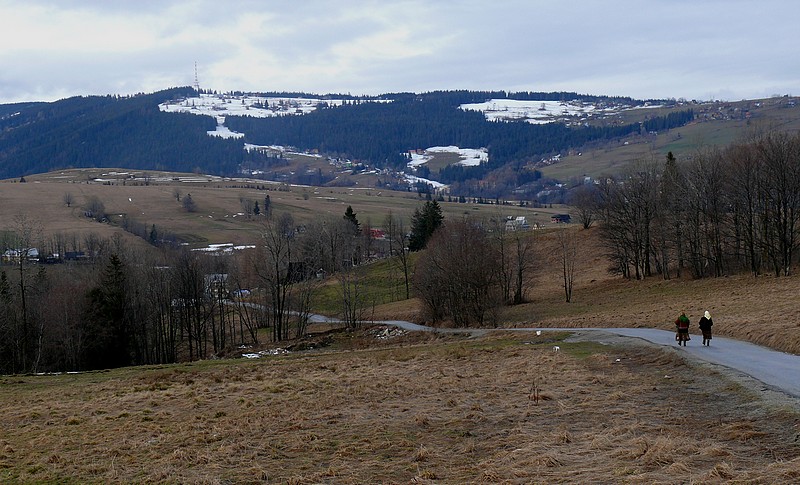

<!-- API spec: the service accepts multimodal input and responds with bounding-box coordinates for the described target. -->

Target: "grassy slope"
[517,227,800,356]
[2,168,562,248]
[540,97,800,180]
[367,226,800,356]
[1,332,798,483]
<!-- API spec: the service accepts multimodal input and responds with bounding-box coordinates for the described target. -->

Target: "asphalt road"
[598,328,800,398]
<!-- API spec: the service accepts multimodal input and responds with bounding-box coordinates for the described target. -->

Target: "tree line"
[576,132,800,279]
[0,199,455,373]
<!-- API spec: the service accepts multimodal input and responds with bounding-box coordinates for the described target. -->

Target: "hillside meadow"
[364,225,800,357]
[1,168,563,249]
[1,330,798,483]
[540,96,800,181]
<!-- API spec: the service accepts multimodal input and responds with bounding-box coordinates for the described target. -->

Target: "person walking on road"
[699,310,713,346]
[675,312,691,346]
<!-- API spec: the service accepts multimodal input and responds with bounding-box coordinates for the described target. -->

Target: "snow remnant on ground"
[159,93,349,119]
[192,243,256,255]
[404,174,447,189]
[207,116,244,139]
[459,99,663,124]
[408,146,488,168]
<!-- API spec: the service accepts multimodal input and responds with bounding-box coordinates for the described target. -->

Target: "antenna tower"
[193,62,200,93]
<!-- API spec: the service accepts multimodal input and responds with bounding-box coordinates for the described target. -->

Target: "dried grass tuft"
[664,461,692,474]
[553,428,572,444]
[414,445,430,462]
[637,436,690,466]
[418,470,438,480]
[706,461,736,479]
[722,421,768,442]
[535,453,563,467]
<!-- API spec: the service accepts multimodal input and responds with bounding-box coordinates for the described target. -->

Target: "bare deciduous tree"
[413,218,501,327]
[256,212,296,342]
[569,184,601,229]
[84,195,105,220]
[511,230,536,305]
[557,227,578,303]
[385,212,412,300]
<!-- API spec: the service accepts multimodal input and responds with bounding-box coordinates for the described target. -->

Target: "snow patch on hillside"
[426,146,488,166]
[408,146,488,168]
[460,99,663,124]
[405,174,446,189]
[192,243,256,254]
[160,93,391,120]
[160,93,345,118]
[207,116,244,139]
[160,93,391,142]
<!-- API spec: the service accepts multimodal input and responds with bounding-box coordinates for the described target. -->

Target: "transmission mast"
[193,62,200,94]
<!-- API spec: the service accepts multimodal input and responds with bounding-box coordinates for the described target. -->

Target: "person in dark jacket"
[698,310,713,346]
[675,312,690,346]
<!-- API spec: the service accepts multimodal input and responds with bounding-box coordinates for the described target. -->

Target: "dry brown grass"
[502,226,800,356]
[541,98,800,181]
[1,331,798,483]
[371,225,800,356]
[2,169,563,248]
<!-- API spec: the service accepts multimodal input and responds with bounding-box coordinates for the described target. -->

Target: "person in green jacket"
[675,312,690,346]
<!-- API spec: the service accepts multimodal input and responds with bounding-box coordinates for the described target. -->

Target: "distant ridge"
[0,87,697,198]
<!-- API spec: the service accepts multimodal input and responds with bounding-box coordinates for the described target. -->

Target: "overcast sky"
[1,0,798,104]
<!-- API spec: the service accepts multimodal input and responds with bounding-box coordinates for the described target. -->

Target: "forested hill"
[0,87,694,183]
[0,87,245,179]
[226,92,674,172]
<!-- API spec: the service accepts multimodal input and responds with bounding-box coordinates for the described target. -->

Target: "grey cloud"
[1,0,799,103]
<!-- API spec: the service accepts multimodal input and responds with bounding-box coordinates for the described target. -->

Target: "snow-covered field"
[160,93,391,120]
[405,145,489,191]
[159,93,349,119]
[160,93,351,140]
[460,99,662,124]
[408,146,488,168]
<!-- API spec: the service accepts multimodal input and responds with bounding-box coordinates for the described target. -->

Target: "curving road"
[305,312,800,398]
[371,319,800,399]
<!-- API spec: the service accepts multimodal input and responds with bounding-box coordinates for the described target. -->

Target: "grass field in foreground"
[0,330,798,483]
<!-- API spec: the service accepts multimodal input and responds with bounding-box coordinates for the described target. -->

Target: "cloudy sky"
[1,0,798,104]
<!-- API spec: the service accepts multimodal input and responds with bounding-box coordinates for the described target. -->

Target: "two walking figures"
[674,311,714,346]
